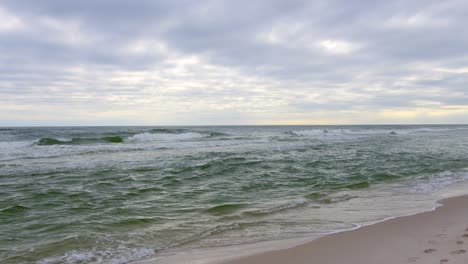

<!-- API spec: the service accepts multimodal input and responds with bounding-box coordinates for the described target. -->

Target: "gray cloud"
[0,0,467,125]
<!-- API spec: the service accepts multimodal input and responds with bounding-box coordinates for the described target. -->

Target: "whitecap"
[126,132,207,142]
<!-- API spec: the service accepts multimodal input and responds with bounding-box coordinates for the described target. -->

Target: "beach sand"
[223,194,468,264]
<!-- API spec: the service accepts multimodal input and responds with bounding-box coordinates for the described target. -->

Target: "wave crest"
[126,132,207,142]
[36,136,124,145]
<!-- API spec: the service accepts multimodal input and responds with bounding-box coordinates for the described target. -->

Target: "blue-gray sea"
[1,125,468,263]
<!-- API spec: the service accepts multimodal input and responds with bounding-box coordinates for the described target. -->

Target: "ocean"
[1,125,468,264]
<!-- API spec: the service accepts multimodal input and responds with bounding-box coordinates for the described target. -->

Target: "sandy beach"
[224,194,468,264]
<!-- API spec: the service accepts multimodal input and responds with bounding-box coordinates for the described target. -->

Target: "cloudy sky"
[1,0,467,125]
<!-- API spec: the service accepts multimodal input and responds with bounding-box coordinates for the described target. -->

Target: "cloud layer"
[1,0,467,125]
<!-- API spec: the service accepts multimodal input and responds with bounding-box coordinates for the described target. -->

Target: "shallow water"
[1,125,468,263]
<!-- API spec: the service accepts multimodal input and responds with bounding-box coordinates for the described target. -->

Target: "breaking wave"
[36,136,124,145]
[126,132,207,142]
[35,242,155,264]
[287,126,466,138]
[34,129,228,145]
[126,130,228,142]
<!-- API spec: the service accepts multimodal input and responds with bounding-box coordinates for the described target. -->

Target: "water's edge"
[136,180,468,264]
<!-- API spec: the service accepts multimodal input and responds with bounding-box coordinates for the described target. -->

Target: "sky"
[1,0,467,126]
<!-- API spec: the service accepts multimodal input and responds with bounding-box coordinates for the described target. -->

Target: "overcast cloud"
[1,0,467,125]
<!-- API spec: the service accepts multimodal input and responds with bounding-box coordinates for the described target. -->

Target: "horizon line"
[1,124,467,128]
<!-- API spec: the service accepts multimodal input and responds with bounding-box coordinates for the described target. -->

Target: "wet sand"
[224,195,468,264]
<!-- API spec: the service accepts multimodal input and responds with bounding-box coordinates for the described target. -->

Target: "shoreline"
[136,188,468,264]
[223,194,468,264]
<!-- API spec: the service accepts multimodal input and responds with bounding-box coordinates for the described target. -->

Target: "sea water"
[1,125,468,263]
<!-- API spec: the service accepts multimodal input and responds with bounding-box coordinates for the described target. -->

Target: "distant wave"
[148,128,228,137]
[36,136,124,145]
[127,131,228,142]
[149,128,191,134]
[127,132,207,142]
[288,129,345,137]
[288,126,466,138]
[34,129,229,145]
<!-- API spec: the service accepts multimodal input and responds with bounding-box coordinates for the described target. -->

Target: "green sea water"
[1,125,468,263]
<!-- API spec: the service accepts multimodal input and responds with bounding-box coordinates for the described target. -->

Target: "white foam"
[410,170,468,193]
[126,132,206,142]
[408,127,465,133]
[0,140,32,149]
[38,246,154,264]
[291,126,466,137]
[0,141,33,161]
